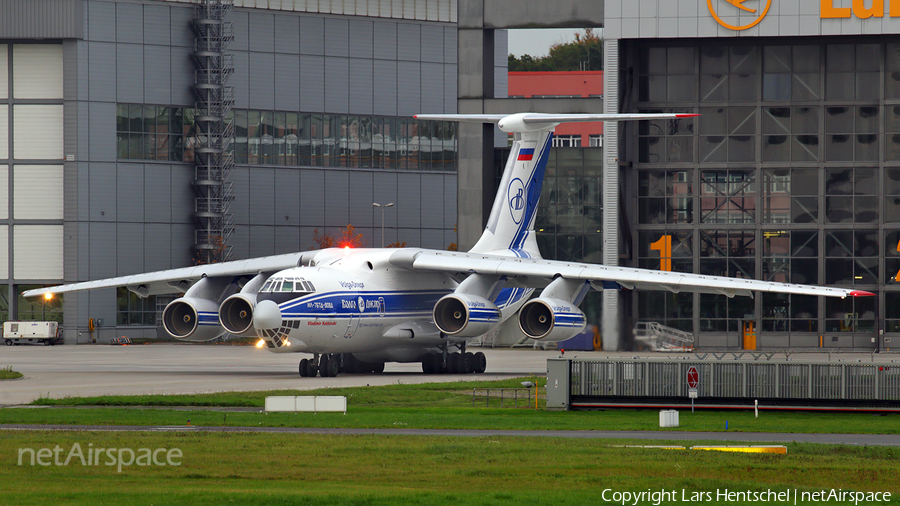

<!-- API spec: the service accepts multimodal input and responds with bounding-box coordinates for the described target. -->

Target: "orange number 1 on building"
[650,235,672,272]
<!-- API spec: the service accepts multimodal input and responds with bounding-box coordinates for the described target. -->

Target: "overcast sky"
[507,28,597,57]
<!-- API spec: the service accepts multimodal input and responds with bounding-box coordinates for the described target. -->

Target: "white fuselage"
[253,248,530,363]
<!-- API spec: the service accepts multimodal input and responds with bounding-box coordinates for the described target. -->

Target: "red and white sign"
[687,366,699,389]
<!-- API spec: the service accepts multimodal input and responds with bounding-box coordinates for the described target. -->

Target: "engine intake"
[518,298,586,342]
[219,294,257,336]
[162,297,224,342]
[433,294,501,337]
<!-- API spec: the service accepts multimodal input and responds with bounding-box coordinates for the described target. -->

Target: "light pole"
[372,202,394,247]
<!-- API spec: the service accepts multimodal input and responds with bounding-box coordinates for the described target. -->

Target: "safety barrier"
[546,358,900,411]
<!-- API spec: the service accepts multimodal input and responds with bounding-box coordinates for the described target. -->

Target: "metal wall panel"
[0,166,7,220]
[170,165,194,224]
[373,59,397,116]
[87,42,115,103]
[274,225,300,254]
[143,224,171,273]
[0,107,6,159]
[143,4,171,47]
[229,165,249,224]
[275,15,300,54]
[169,6,195,48]
[397,227,420,247]
[300,170,325,225]
[275,54,300,111]
[116,3,143,44]
[324,170,350,227]
[397,23,420,61]
[77,162,90,221]
[116,222,143,275]
[14,225,64,280]
[419,173,443,229]
[249,167,275,225]
[299,55,324,112]
[0,45,6,99]
[249,52,275,110]
[0,0,83,39]
[349,58,374,115]
[116,163,143,223]
[230,10,249,51]
[171,223,194,267]
[144,165,171,223]
[14,105,64,160]
[443,173,456,229]
[170,47,194,107]
[65,40,86,103]
[324,57,349,113]
[421,24,443,63]
[88,162,116,222]
[88,102,115,162]
[12,45,63,99]
[87,0,115,42]
[14,165,63,220]
[373,21,397,60]
[420,62,443,113]
[78,221,89,279]
[421,228,443,249]
[349,19,374,59]
[443,26,456,64]
[274,169,300,227]
[300,16,325,55]
[249,12,275,53]
[144,46,171,104]
[397,173,420,228]
[348,172,374,230]
[249,225,275,257]
[231,51,250,109]
[324,18,349,57]
[230,223,249,260]
[396,61,421,116]
[116,44,144,104]
[443,63,457,113]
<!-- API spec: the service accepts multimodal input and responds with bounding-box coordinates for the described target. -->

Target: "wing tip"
[676,114,701,118]
[849,290,876,297]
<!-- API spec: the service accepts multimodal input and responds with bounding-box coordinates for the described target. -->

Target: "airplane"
[23,112,874,378]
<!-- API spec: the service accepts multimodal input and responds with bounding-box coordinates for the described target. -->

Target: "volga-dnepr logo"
[708,0,772,30]
[508,178,526,224]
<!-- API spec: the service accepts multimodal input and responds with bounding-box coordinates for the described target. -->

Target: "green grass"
[2,379,898,434]
[1,431,898,506]
[0,365,23,380]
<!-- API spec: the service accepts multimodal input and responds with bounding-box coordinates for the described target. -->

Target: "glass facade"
[116,105,457,172]
[629,37,899,345]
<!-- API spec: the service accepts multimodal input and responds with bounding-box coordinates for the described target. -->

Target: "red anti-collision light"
[849,290,876,297]
[675,114,701,118]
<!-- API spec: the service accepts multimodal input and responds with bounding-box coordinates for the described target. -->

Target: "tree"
[508,28,602,72]
[312,224,366,249]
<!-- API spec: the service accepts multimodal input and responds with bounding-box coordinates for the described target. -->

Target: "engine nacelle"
[219,294,257,336]
[518,298,586,342]
[433,294,501,337]
[162,297,224,342]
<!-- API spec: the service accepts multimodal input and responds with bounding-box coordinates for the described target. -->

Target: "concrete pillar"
[601,38,620,351]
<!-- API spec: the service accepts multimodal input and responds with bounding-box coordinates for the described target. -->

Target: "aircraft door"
[344,295,363,338]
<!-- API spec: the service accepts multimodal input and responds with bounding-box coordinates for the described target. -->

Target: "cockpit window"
[260,277,316,293]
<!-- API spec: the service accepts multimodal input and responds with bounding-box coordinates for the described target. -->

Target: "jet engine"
[517,298,586,342]
[162,297,225,342]
[433,294,501,337]
[218,273,268,337]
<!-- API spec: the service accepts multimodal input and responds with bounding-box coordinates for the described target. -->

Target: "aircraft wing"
[21,251,317,298]
[392,249,872,299]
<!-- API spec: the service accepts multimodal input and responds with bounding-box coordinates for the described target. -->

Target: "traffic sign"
[687,366,699,389]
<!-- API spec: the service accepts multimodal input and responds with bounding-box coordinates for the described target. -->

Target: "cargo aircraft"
[24,113,873,377]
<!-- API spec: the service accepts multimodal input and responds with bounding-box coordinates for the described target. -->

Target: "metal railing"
[472,388,535,408]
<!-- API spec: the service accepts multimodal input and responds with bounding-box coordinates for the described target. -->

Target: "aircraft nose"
[253,300,282,330]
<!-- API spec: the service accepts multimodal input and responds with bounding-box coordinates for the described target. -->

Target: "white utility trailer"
[3,321,61,346]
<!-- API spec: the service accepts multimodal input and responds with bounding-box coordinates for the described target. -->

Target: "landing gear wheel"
[422,353,434,374]
[431,353,444,374]
[371,361,385,374]
[463,352,475,374]
[5,339,11,346]
[325,358,340,377]
[299,358,309,377]
[473,352,487,374]
[447,353,460,374]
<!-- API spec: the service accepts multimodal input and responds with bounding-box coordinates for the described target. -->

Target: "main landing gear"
[298,353,385,378]
[421,343,486,375]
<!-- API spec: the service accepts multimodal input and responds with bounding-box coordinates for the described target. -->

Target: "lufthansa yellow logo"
[708,0,772,30]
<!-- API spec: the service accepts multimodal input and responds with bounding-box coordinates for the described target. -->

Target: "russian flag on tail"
[517,148,534,161]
